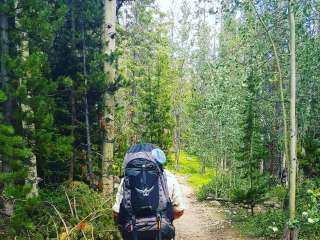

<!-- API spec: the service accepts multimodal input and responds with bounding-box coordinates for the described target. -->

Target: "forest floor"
[174,175,253,240]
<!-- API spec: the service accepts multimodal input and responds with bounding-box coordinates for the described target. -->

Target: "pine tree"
[118,0,175,152]
[0,90,32,216]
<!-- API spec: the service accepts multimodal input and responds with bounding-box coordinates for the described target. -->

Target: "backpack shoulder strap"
[122,176,138,240]
[161,171,171,202]
[122,176,133,214]
[157,170,171,212]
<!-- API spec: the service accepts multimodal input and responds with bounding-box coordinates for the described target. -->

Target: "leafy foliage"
[1,0,320,239]
[2,182,118,239]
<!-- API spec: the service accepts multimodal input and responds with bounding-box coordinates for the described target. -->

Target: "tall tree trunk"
[128,52,138,146]
[0,8,13,216]
[260,160,264,175]
[201,155,206,175]
[288,0,297,223]
[269,99,278,175]
[25,140,38,198]
[69,89,76,182]
[69,0,76,183]
[1,9,10,123]
[128,80,137,145]
[101,0,116,196]
[18,11,38,198]
[284,1,299,239]
[127,5,139,146]
[175,113,181,171]
[21,99,39,199]
[81,19,93,185]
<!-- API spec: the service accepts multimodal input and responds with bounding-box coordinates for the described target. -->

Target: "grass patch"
[166,152,214,190]
[230,209,287,240]
[227,179,320,240]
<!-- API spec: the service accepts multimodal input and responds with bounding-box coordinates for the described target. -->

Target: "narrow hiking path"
[174,175,251,240]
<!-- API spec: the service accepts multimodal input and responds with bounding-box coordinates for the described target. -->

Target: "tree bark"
[288,0,297,222]
[1,7,13,216]
[175,113,181,171]
[283,2,299,239]
[101,0,116,196]
[260,160,264,175]
[25,148,38,198]
[201,156,206,175]
[18,17,39,198]
[81,20,93,185]
[69,89,76,182]
[128,51,138,146]
[0,9,10,123]
[128,80,137,145]
[68,0,76,183]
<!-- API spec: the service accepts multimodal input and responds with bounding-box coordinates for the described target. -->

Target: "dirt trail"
[174,176,250,240]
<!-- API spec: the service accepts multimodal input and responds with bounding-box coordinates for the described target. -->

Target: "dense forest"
[0,0,320,239]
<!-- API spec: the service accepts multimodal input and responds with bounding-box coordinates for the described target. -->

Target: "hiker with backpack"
[112,143,185,240]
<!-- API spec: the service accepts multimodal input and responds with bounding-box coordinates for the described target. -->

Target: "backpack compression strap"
[122,177,138,240]
[157,170,171,211]
[156,170,172,240]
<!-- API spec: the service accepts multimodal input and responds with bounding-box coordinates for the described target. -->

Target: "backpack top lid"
[123,143,157,168]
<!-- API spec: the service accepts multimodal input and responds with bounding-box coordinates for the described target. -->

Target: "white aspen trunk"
[281,153,289,187]
[175,113,180,171]
[25,149,38,198]
[283,1,299,239]
[102,0,116,196]
[215,157,219,198]
[212,7,217,58]
[19,23,39,199]
[260,160,264,175]
[288,0,297,222]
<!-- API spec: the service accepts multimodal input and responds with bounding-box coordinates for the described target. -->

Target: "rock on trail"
[174,175,251,240]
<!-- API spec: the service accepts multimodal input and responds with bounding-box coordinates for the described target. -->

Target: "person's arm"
[112,179,124,223]
[170,174,186,220]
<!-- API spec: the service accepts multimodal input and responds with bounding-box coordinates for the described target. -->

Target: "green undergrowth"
[228,178,320,240]
[195,167,320,240]
[230,209,287,239]
[166,152,320,240]
[167,152,214,191]
[231,208,320,240]
[1,182,119,240]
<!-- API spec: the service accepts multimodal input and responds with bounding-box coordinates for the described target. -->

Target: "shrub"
[232,209,287,239]
[197,180,216,201]
[266,184,287,203]
[197,172,241,201]
[232,178,320,240]
[296,178,320,240]
[231,177,269,216]
[2,182,119,240]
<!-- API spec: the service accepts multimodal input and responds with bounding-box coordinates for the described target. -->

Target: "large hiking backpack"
[118,144,175,240]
